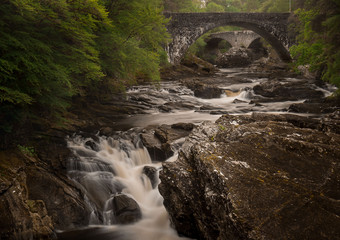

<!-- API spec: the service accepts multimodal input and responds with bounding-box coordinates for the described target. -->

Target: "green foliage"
[0,0,169,133]
[17,144,35,157]
[163,0,203,12]
[100,0,169,85]
[187,37,207,56]
[290,2,340,90]
[206,2,225,12]
[163,0,294,13]
[259,0,290,12]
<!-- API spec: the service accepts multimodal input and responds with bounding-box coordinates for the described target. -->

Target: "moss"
[17,145,35,157]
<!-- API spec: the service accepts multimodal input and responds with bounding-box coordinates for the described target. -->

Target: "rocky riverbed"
[0,59,339,239]
[159,113,340,239]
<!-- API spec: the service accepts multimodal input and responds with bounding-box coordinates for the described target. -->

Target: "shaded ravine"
[59,67,338,239]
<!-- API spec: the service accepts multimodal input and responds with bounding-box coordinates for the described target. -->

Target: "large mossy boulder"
[159,113,340,240]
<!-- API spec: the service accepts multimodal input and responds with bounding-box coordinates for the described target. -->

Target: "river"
[59,67,336,239]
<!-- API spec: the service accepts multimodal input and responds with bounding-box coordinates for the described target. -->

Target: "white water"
[67,132,190,240]
[65,68,337,239]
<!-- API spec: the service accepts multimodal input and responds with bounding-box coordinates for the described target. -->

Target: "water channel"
[61,67,335,239]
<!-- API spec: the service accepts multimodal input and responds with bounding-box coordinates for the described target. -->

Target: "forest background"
[0,0,339,137]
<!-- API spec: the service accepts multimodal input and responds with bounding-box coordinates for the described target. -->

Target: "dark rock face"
[253,79,324,100]
[142,166,158,189]
[0,149,90,239]
[140,130,172,162]
[159,113,340,240]
[181,78,223,99]
[288,98,340,115]
[141,124,195,162]
[108,194,142,225]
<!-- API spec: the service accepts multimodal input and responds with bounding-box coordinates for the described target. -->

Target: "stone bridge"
[207,30,260,49]
[164,12,292,64]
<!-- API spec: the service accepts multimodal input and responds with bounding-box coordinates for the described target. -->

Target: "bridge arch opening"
[181,24,289,64]
[164,12,291,64]
[196,28,269,65]
[202,37,232,63]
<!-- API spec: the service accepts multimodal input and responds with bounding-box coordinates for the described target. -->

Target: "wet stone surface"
[159,113,340,240]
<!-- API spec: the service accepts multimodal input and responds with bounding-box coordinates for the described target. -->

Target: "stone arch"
[164,12,291,64]
[208,31,261,49]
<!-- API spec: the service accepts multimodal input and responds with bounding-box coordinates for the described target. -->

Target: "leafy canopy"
[0,0,169,133]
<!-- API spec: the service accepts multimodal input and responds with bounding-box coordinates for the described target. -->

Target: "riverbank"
[0,58,339,239]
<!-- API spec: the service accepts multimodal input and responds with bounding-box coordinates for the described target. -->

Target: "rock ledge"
[159,113,340,240]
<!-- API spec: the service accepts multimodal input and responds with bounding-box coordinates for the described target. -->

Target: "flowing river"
[61,67,336,239]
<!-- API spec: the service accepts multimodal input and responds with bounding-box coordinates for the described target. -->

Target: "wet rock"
[193,84,223,99]
[182,79,223,99]
[171,123,195,131]
[216,47,253,68]
[163,101,196,110]
[109,194,142,224]
[232,99,247,104]
[84,140,99,151]
[159,113,340,240]
[140,131,172,162]
[210,110,229,115]
[141,124,195,162]
[0,151,59,239]
[142,166,159,189]
[155,124,192,143]
[288,97,340,115]
[99,127,114,136]
[154,128,168,143]
[158,105,172,112]
[253,79,324,101]
[199,105,222,111]
[77,173,124,213]
[180,54,218,75]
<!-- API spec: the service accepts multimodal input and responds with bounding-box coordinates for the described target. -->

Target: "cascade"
[67,130,189,240]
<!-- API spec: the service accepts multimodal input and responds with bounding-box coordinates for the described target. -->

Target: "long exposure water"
[62,68,335,239]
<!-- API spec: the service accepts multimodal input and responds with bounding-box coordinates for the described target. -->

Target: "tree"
[0,0,169,133]
[260,0,290,12]
[206,2,225,12]
[290,0,340,92]
[163,0,203,12]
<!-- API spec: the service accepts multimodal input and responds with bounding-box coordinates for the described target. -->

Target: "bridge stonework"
[208,31,260,49]
[164,12,292,64]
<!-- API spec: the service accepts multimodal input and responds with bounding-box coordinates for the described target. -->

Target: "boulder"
[253,79,324,101]
[140,130,172,162]
[108,194,142,224]
[0,150,89,239]
[171,123,195,131]
[141,124,194,162]
[159,113,340,240]
[142,166,159,189]
[288,97,340,115]
[181,79,223,99]
[216,47,253,68]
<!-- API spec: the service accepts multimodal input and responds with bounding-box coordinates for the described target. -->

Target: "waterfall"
[66,130,190,240]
